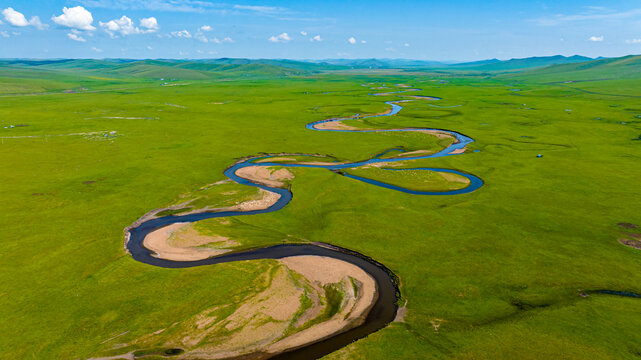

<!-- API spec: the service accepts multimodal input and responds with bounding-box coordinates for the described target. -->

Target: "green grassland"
[1,57,641,359]
[342,167,470,192]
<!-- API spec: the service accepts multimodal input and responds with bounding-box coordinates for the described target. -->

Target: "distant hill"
[505,54,641,82]
[0,59,309,80]
[308,55,595,71]
[315,58,448,68]
[3,55,638,82]
[450,55,594,71]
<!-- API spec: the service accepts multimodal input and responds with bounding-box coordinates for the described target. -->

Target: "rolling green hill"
[0,59,308,82]
[451,55,593,71]
[505,54,641,82]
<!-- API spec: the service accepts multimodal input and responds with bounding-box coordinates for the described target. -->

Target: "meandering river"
[125,89,483,359]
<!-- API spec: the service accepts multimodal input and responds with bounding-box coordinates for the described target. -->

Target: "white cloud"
[200,25,213,32]
[361,40,366,44]
[404,43,410,47]
[0,31,9,38]
[268,32,291,42]
[2,7,28,26]
[589,35,604,42]
[2,8,47,30]
[139,17,159,32]
[67,32,87,42]
[310,35,322,42]
[626,38,641,44]
[52,6,95,31]
[92,46,103,52]
[233,5,285,14]
[195,32,208,43]
[385,47,396,52]
[300,31,307,36]
[171,30,192,38]
[100,16,159,37]
[100,16,136,37]
[147,45,153,50]
[348,36,356,44]
[29,16,47,30]
[211,36,233,43]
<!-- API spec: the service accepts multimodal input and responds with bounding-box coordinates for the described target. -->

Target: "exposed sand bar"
[143,223,232,261]
[267,255,377,355]
[234,166,294,188]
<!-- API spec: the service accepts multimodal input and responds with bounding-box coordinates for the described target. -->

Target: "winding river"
[125,88,483,359]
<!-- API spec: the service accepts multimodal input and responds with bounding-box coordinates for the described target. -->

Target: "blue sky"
[1,0,641,60]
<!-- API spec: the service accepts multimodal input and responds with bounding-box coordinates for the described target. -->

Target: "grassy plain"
[1,59,641,359]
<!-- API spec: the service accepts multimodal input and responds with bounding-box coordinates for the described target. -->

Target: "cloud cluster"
[67,30,87,42]
[348,36,356,44]
[212,37,233,43]
[233,5,285,14]
[626,38,641,44]
[52,6,95,31]
[139,17,159,32]
[99,16,159,37]
[168,26,233,44]
[171,29,192,38]
[268,32,291,42]
[589,35,604,42]
[2,7,47,29]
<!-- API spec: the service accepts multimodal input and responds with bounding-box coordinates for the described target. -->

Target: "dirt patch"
[88,352,135,360]
[361,161,404,169]
[417,129,456,141]
[234,166,294,188]
[230,189,281,212]
[393,300,408,322]
[618,222,638,229]
[268,256,377,355]
[313,120,362,131]
[395,149,434,157]
[619,238,641,250]
[96,256,378,360]
[184,265,304,355]
[625,233,641,241]
[298,161,343,166]
[439,172,471,184]
[143,223,234,261]
[449,147,467,155]
[410,96,440,100]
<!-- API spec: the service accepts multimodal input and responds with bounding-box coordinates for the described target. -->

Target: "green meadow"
[1,57,640,359]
